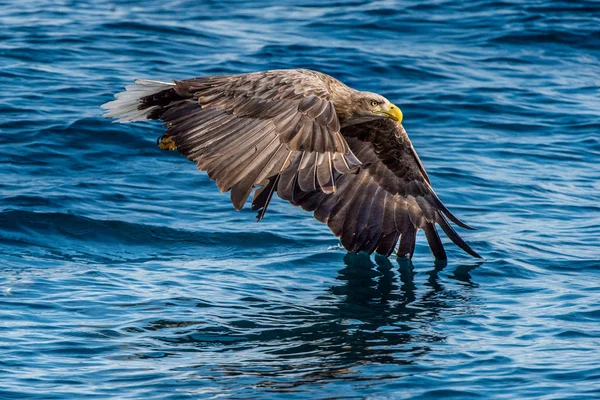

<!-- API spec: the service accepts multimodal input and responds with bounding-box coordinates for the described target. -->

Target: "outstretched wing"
[253,119,480,259]
[137,69,359,210]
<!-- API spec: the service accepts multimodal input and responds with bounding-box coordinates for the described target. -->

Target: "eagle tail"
[102,79,175,123]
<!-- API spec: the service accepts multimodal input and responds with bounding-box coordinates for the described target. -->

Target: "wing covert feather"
[140,69,360,209]
[254,119,480,259]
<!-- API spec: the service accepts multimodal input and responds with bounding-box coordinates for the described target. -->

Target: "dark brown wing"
[140,69,359,210]
[253,119,480,260]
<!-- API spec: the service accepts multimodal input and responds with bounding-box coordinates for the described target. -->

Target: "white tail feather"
[102,79,175,123]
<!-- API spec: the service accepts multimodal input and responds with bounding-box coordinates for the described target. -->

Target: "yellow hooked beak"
[385,103,403,123]
[374,103,403,123]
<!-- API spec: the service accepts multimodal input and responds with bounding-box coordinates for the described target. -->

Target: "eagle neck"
[330,85,362,127]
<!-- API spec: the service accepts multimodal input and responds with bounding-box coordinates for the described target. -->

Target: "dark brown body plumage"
[103,68,479,259]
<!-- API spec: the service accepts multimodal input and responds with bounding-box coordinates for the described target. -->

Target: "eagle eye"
[371,100,379,107]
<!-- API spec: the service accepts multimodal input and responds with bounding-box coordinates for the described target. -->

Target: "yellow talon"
[158,136,177,151]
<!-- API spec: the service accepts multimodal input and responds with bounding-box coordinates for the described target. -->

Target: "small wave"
[0,209,304,259]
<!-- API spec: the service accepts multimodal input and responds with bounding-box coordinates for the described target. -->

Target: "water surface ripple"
[1,1,599,398]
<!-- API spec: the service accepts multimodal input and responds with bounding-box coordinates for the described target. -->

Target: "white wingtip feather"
[102,79,175,123]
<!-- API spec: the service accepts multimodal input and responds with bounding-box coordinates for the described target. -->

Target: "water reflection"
[156,254,483,390]
[156,254,477,390]
[260,255,481,389]
[317,254,480,365]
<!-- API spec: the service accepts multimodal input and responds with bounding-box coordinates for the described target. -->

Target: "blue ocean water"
[1,0,599,398]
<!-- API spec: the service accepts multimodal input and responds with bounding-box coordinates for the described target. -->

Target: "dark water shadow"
[159,254,483,392]
[314,254,482,364]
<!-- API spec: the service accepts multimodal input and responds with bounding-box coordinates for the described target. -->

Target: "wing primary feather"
[344,148,361,169]
[252,179,271,211]
[323,152,336,193]
[341,177,371,250]
[207,139,260,187]
[297,151,310,170]
[355,186,386,254]
[313,173,352,222]
[253,175,280,221]
[397,224,417,259]
[422,223,447,260]
[363,188,387,253]
[297,152,317,192]
[229,135,281,209]
[209,126,276,190]
[352,184,381,252]
[436,213,482,258]
[251,144,288,189]
[316,153,335,193]
[188,118,264,158]
[297,190,327,212]
[332,152,351,173]
[376,231,400,256]
[432,195,476,230]
[196,121,265,171]
[277,157,298,201]
[291,169,300,205]
[326,181,359,237]
[380,193,396,235]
